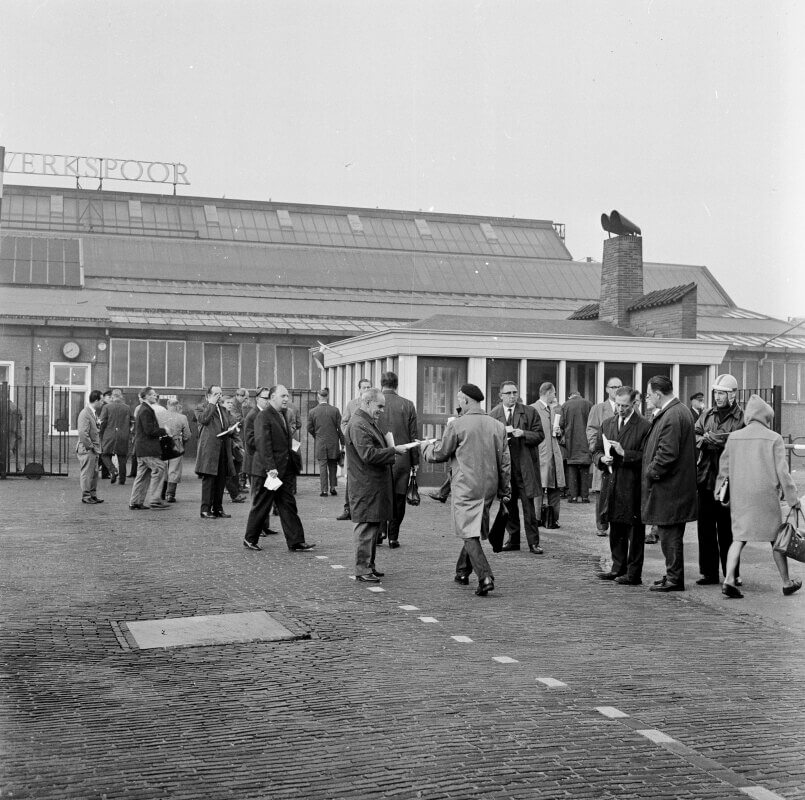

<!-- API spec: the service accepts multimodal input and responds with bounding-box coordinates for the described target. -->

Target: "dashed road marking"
[418,616,438,623]
[637,729,678,744]
[536,677,568,688]
[451,636,473,643]
[367,587,385,593]
[492,656,518,664]
[330,564,345,569]
[399,605,419,611]
[596,706,629,718]
[739,788,787,800]
[315,555,329,560]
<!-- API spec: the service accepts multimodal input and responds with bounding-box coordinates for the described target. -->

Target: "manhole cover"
[117,611,305,650]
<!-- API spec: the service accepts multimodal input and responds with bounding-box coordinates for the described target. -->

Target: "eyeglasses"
[607,385,622,390]
[501,390,518,395]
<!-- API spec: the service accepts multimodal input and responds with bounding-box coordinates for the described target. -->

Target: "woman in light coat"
[163,400,191,503]
[715,395,802,598]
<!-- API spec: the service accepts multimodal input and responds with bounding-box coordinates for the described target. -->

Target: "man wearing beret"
[423,384,511,596]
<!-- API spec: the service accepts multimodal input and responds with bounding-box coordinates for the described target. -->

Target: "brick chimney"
[599,235,643,328]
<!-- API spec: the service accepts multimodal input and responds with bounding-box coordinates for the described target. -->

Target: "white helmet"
[712,373,738,393]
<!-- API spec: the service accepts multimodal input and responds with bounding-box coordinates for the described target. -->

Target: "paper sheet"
[291,439,301,452]
[602,434,614,473]
[264,474,283,491]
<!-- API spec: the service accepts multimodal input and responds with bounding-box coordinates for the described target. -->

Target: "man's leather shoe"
[454,573,470,585]
[356,573,380,582]
[148,503,170,510]
[82,497,100,504]
[529,546,544,555]
[129,503,148,510]
[289,543,316,551]
[475,577,495,596]
[388,540,400,549]
[546,523,561,529]
[567,498,579,504]
[371,569,384,577]
[110,475,118,484]
[598,572,618,580]
[428,492,448,503]
[615,576,642,585]
[650,581,684,592]
[200,511,216,519]
[596,530,608,537]
[260,528,280,536]
[243,540,262,551]
[336,511,351,521]
[500,544,520,551]
[330,488,337,496]
[320,492,328,497]
[581,498,591,504]
[213,511,232,519]
[722,582,743,598]
[653,576,667,586]
[230,494,248,504]
[696,576,720,585]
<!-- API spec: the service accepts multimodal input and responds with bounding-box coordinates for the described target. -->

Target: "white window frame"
[0,361,14,388]
[50,362,91,435]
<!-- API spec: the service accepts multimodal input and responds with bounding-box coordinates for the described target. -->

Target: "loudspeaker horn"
[601,210,641,237]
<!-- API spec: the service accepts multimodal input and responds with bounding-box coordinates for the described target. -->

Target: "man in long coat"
[347,387,408,581]
[531,382,565,528]
[562,391,593,503]
[76,390,104,504]
[336,377,371,521]
[587,377,623,532]
[98,388,132,485]
[642,375,698,592]
[195,385,236,519]
[593,387,651,585]
[243,385,312,552]
[375,371,419,548]
[307,388,344,497]
[490,379,544,553]
[423,384,511,597]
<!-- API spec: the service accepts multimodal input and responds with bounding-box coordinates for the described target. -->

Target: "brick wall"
[599,235,643,328]
[627,287,697,339]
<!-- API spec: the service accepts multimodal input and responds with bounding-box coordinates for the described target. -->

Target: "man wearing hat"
[694,374,744,585]
[423,384,511,597]
[689,391,706,423]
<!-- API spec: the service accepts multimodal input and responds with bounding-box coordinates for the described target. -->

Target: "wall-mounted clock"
[62,341,81,360]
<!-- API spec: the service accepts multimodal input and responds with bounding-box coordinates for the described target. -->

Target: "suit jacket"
[376,389,419,493]
[242,405,259,475]
[194,401,236,477]
[99,400,132,454]
[593,413,651,525]
[307,403,344,460]
[133,402,166,459]
[641,398,698,525]
[347,408,397,523]
[75,406,101,455]
[253,405,301,481]
[489,402,544,498]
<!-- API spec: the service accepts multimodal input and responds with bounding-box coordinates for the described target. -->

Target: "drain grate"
[113,610,309,650]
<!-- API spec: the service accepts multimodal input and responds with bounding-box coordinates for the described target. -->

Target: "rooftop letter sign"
[3,151,190,186]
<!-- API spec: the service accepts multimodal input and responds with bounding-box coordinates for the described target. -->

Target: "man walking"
[423,384,511,597]
[375,371,419,549]
[243,388,279,537]
[337,377,371,521]
[98,388,132,485]
[642,375,698,592]
[531,383,564,529]
[307,388,344,497]
[562,391,593,504]
[128,387,170,510]
[694,374,744,585]
[490,379,544,554]
[346,387,408,581]
[593,387,651,585]
[76,390,104,505]
[243,385,314,552]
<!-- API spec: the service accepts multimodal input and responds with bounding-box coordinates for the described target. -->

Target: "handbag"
[539,490,556,528]
[488,501,510,552]
[159,434,184,461]
[405,469,420,506]
[773,507,805,564]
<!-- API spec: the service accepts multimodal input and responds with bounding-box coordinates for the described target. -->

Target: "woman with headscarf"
[715,395,802,598]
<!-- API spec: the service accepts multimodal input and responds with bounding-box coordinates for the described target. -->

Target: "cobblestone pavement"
[1,469,804,800]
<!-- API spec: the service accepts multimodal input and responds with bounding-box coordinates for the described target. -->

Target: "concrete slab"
[123,611,299,650]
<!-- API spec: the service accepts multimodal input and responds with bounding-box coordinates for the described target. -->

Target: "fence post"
[772,384,782,435]
[0,381,8,479]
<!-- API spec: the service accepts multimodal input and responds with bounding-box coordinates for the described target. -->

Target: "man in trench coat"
[587,377,623,532]
[531,382,565,528]
[423,384,511,597]
[641,375,698,592]
[307,388,344,497]
[195,385,237,519]
[593,387,651,585]
[562,391,593,503]
[347,387,409,581]
[489,379,544,553]
[98,388,132,485]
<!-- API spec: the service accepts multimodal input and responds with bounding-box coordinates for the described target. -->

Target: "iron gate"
[736,385,781,434]
[0,383,71,478]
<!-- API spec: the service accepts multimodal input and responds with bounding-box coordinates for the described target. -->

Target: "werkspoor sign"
[3,151,189,185]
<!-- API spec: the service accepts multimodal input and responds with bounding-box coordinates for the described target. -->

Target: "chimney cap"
[601,210,641,237]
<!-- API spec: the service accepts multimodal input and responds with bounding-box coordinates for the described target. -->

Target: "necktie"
[216,404,224,428]
[618,417,623,432]
[506,409,512,425]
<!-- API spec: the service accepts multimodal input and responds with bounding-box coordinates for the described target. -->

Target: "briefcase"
[488,501,509,553]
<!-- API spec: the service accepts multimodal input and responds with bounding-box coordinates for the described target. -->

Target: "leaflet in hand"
[264,473,283,491]
[291,439,301,452]
[602,434,614,473]
[402,438,437,450]
[217,422,241,438]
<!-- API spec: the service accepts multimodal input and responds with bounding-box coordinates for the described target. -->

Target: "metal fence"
[735,385,781,434]
[0,383,71,478]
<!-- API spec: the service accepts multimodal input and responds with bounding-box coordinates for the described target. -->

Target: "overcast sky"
[2,0,802,321]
